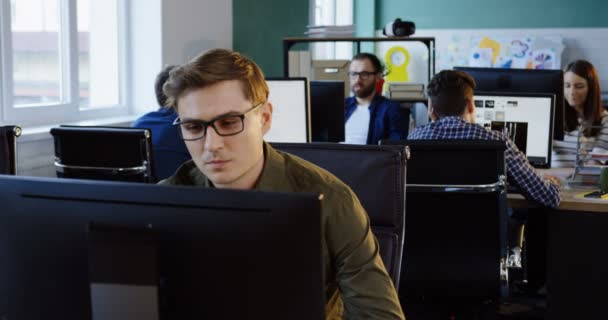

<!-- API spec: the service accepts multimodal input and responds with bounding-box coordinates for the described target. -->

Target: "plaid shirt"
[408,116,560,208]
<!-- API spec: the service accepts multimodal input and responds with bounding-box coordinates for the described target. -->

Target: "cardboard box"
[312,60,351,97]
[288,51,312,79]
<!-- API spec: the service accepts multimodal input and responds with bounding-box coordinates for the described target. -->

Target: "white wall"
[161,0,232,65]
[129,0,163,115]
[131,0,233,115]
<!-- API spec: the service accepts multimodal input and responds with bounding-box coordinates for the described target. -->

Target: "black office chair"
[271,142,407,288]
[50,126,155,183]
[0,125,22,175]
[382,139,509,317]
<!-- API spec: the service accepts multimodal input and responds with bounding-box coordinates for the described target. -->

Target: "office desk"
[507,168,608,319]
[508,168,608,212]
[509,188,608,212]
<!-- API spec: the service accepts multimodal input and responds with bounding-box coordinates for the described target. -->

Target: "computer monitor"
[310,80,345,142]
[473,92,555,168]
[0,175,324,320]
[264,77,310,143]
[454,66,564,140]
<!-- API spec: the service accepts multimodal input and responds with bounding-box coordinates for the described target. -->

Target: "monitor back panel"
[0,176,324,320]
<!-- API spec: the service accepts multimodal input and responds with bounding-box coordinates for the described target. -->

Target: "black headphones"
[382,18,416,37]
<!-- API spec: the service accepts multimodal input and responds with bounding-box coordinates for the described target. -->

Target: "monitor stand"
[88,223,161,320]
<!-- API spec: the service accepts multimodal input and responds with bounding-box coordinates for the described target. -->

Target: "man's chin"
[353,88,375,99]
[205,173,236,188]
[355,92,374,99]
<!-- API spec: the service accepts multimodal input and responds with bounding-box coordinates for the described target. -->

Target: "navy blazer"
[344,95,409,144]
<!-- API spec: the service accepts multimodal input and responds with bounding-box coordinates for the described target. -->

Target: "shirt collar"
[253,142,295,192]
[347,93,382,107]
[435,116,468,125]
[186,141,294,192]
[189,163,212,187]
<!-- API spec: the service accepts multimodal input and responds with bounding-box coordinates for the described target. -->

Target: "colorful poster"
[532,48,558,69]
[469,48,493,67]
[467,35,562,70]
[508,38,534,68]
[478,37,501,65]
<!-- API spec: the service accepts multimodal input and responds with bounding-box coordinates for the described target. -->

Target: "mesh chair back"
[50,126,155,183]
[272,142,407,287]
[0,125,22,175]
[383,139,509,304]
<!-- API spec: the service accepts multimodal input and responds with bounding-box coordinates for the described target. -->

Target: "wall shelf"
[282,36,436,83]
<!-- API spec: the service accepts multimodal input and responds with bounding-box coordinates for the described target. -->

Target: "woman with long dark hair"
[553,60,608,167]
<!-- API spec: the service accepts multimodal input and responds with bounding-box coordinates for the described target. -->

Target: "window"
[310,0,353,60]
[0,0,127,127]
[11,0,63,106]
[313,0,352,26]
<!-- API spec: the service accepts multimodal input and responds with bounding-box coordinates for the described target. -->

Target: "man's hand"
[543,174,562,188]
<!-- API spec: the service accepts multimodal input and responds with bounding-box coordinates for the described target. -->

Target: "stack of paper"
[305,25,355,38]
[578,165,603,176]
[589,147,608,161]
[386,82,425,100]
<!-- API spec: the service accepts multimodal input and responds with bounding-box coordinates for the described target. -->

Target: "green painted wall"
[233,0,309,77]
[355,0,375,37]
[354,0,376,53]
[374,0,608,30]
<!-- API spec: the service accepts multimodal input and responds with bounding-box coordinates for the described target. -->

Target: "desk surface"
[507,168,608,213]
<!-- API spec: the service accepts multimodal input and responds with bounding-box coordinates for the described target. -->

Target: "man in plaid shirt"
[408,70,560,208]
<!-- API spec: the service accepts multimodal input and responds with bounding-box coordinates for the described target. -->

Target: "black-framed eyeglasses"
[348,71,378,80]
[172,103,263,141]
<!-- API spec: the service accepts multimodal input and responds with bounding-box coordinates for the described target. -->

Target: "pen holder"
[600,167,608,194]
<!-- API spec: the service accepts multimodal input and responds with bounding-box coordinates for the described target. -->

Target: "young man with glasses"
[344,53,409,144]
[159,49,405,319]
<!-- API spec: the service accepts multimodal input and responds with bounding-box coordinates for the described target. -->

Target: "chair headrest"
[271,142,406,228]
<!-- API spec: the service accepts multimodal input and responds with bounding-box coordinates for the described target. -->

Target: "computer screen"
[264,77,310,143]
[310,80,345,142]
[0,175,324,320]
[473,92,554,168]
[454,66,564,140]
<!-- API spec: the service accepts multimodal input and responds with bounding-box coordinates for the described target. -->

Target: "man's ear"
[461,98,477,123]
[374,72,384,86]
[428,99,438,121]
[465,98,475,115]
[261,102,273,135]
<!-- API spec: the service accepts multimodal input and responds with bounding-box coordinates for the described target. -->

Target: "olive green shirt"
[160,142,404,319]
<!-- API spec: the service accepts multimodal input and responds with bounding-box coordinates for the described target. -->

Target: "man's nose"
[204,126,224,151]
